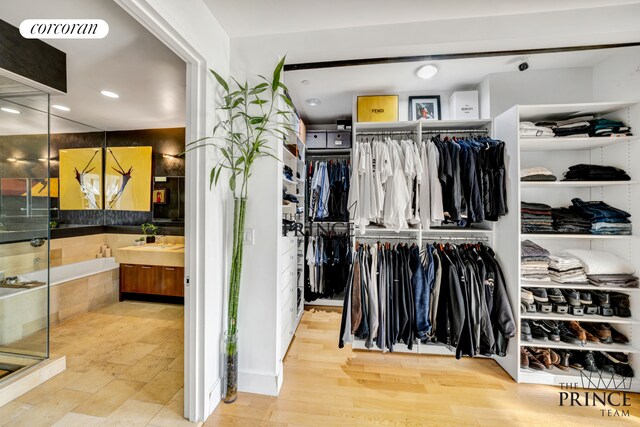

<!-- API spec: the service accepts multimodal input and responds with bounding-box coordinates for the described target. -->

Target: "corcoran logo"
[19,19,109,39]
[558,370,633,418]
[371,109,385,114]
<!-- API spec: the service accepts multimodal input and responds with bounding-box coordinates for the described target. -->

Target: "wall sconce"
[7,157,18,162]
[163,153,179,159]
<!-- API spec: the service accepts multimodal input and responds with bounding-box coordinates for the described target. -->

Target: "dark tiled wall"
[0,128,185,229]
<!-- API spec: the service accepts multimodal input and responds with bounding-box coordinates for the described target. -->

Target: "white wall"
[228,46,282,395]
[487,67,594,118]
[478,76,491,119]
[117,0,230,421]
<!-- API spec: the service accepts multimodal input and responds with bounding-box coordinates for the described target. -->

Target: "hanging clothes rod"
[422,235,490,242]
[356,235,418,240]
[306,152,351,159]
[356,130,416,136]
[421,129,490,134]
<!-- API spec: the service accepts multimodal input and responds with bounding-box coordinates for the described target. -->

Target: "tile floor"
[1,301,191,427]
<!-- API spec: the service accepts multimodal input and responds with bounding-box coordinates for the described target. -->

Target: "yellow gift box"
[357,95,399,122]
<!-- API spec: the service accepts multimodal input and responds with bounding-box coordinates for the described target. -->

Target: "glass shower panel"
[0,76,50,380]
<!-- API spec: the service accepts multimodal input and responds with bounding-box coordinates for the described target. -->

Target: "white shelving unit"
[279,118,307,362]
[520,181,638,188]
[494,101,640,391]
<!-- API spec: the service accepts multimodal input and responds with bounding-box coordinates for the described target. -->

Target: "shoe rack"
[494,102,640,391]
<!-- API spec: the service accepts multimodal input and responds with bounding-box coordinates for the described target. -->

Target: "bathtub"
[0,257,119,300]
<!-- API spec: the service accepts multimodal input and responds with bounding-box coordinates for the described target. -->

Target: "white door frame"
[114,0,209,421]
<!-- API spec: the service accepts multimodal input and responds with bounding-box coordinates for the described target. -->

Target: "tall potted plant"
[189,56,293,403]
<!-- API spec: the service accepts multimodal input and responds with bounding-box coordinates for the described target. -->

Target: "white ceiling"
[205,0,640,38]
[285,48,629,124]
[0,0,186,132]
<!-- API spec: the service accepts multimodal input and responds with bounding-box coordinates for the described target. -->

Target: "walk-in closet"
[278,44,640,394]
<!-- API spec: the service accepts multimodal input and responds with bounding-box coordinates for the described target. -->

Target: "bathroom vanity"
[116,243,185,299]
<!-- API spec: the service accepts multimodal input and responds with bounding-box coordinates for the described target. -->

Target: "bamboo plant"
[188,56,293,403]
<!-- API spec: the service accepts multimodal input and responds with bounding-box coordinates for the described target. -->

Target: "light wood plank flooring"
[209,307,640,426]
[1,301,191,427]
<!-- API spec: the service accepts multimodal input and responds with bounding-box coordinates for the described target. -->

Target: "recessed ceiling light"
[301,80,311,86]
[100,90,119,99]
[1,107,20,114]
[416,64,439,79]
[52,104,70,112]
[305,98,321,106]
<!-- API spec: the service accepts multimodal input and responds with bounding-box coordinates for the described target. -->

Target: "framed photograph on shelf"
[408,96,441,121]
[153,189,168,204]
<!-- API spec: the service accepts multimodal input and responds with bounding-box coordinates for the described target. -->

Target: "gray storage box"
[306,131,327,149]
[327,131,351,149]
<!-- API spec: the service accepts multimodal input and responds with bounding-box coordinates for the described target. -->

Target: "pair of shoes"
[521,347,545,370]
[521,289,535,305]
[521,347,560,370]
[521,320,533,342]
[611,292,631,317]
[597,352,634,377]
[557,322,583,345]
[524,288,548,303]
[547,288,566,304]
[581,322,628,344]
[521,320,561,342]
[560,289,592,306]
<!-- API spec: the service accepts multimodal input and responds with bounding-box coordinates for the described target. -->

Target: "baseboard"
[0,356,66,408]
[238,368,282,396]
[207,377,222,415]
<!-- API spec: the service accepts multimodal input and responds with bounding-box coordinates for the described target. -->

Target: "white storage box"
[449,91,479,119]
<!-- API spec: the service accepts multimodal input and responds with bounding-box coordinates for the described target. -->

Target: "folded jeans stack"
[589,118,632,137]
[551,207,592,234]
[521,239,550,282]
[519,122,554,138]
[563,164,631,181]
[561,249,639,289]
[548,255,588,284]
[552,116,593,137]
[571,198,632,235]
[521,167,557,182]
[521,202,553,233]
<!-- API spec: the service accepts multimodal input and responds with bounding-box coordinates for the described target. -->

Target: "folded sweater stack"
[519,122,554,138]
[527,116,632,138]
[521,202,553,233]
[563,164,631,181]
[521,167,557,182]
[521,239,550,282]
[548,255,588,284]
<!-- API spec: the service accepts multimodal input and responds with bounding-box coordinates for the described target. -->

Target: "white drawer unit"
[280,236,296,257]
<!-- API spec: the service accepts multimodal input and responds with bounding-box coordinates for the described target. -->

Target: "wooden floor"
[0,301,191,427]
[208,307,640,426]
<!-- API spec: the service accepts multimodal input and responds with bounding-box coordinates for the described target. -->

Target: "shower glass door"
[0,75,50,381]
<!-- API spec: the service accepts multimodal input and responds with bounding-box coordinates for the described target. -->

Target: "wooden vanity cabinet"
[120,264,184,297]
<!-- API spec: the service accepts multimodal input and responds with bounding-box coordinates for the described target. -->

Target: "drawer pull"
[141,266,152,269]
[165,268,176,271]
[124,265,133,268]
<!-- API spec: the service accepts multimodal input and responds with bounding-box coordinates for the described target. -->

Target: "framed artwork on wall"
[408,95,441,121]
[105,146,152,211]
[59,148,103,210]
[153,189,167,204]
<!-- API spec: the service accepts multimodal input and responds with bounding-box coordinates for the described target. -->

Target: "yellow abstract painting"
[59,148,102,210]
[105,146,152,211]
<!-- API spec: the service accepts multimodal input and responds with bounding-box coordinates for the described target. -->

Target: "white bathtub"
[0,257,119,300]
